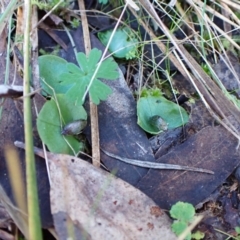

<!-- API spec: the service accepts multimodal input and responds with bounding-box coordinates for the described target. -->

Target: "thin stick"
[101,149,214,174]
[81,4,128,103]
[78,0,100,167]
[177,215,204,240]
[31,0,64,30]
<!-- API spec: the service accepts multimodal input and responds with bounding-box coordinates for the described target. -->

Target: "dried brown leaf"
[15,142,177,240]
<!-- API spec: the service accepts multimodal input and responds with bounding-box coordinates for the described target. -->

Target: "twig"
[14,141,214,174]
[177,215,204,240]
[101,149,214,174]
[78,0,100,167]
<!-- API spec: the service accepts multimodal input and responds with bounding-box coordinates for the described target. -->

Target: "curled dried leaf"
[149,115,168,131]
[61,120,87,136]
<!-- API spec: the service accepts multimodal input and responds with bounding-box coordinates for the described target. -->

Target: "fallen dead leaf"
[14,141,177,240]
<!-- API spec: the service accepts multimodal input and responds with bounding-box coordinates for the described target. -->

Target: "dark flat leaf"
[137,125,240,209]
[213,51,240,98]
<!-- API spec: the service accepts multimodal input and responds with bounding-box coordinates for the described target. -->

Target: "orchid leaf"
[37,94,87,155]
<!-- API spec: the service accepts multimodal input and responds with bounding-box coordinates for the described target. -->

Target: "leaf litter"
[2,0,239,238]
[14,141,177,240]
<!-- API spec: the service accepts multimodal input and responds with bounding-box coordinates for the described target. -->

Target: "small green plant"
[37,48,119,155]
[201,63,211,76]
[98,27,139,59]
[70,18,80,28]
[137,88,189,134]
[98,0,109,4]
[32,0,70,11]
[235,227,240,239]
[170,201,204,240]
[39,45,61,56]
[59,48,119,105]
[37,94,87,155]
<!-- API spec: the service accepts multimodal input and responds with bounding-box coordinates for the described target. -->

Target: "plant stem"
[23,0,43,239]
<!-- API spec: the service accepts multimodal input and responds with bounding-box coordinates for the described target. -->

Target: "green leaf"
[170,202,195,222]
[191,230,205,240]
[97,57,120,79]
[90,80,112,105]
[137,95,189,134]
[172,221,191,240]
[37,94,87,155]
[39,55,73,95]
[98,0,108,4]
[236,226,240,234]
[140,88,162,98]
[67,62,84,75]
[98,27,139,59]
[59,48,119,105]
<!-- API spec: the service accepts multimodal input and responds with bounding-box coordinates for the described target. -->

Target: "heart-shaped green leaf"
[137,95,189,134]
[37,94,87,155]
[39,55,73,96]
[98,27,139,59]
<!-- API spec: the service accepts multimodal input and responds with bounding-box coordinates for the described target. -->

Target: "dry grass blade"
[32,0,64,29]
[217,0,240,10]
[78,0,101,168]
[191,0,239,28]
[137,0,240,142]
[3,145,28,239]
[4,145,27,214]
[125,0,140,10]
[186,0,240,50]
[177,215,204,240]
[0,185,28,239]
[0,0,18,37]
